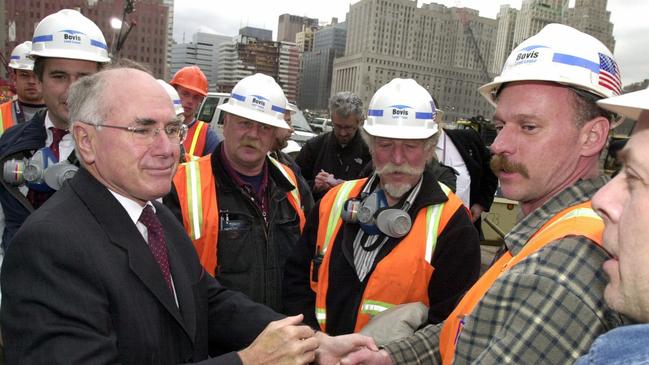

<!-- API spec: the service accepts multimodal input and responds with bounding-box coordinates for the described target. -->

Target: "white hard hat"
[286,102,298,115]
[30,9,110,63]
[157,79,184,116]
[597,87,649,122]
[217,73,290,129]
[479,23,621,106]
[8,41,34,70]
[363,78,439,139]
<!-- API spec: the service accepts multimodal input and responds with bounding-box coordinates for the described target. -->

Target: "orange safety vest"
[182,120,209,158]
[312,178,465,333]
[173,154,306,275]
[438,201,604,364]
[0,100,16,134]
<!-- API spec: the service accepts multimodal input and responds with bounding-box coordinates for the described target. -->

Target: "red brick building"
[3,0,169,78]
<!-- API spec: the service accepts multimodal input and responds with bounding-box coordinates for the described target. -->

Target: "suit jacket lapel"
[158,202,197,343]
[68,168,191,339]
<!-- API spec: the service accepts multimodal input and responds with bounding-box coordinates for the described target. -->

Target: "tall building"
[512,0,566,48]
[492,0,616,80]
[299,21,347,111]
[564,0,615,51]
[277,14,319,43]
[216,40,251,92]
[3,0,170,78]
[332,0,496,122]
[170,32,231,91]
[491,5,518,74]
[295,25,319,53]
[278,42,300,103]
[217,35,279,93]
[162,0,174,79]
[239,26,272,41]
[216,34,300,101]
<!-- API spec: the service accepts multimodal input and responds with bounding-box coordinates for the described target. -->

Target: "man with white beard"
[282,78,481,341]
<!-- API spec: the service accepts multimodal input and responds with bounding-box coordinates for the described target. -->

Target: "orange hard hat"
[170,66,208,96]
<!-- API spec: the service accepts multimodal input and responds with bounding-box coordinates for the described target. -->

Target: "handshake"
[238,315,393,365]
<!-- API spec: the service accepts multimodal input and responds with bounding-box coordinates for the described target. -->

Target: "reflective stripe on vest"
[0,101,15,134]
[174,155,306,275]
[183,120,208,158]
[267,156,306,230]
[438,201,604,365]
[173,154,220,274]
[313,179,464,332]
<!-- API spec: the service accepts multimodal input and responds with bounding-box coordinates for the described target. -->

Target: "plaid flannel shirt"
[384,176,631,364]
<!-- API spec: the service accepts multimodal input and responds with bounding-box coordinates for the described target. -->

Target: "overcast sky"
[173,0,648,86]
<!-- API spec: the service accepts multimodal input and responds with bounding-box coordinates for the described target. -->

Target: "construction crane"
[456,7,490,83]
[112,0,136,60]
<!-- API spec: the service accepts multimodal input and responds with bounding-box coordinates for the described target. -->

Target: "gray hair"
[67,72,109,126]
[329,91,365,121]
[361,128,439,163]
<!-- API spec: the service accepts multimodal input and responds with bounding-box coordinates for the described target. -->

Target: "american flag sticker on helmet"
[598,53,621,95]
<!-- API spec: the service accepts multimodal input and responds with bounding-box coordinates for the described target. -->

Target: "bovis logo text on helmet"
[60,29,85,45]
[514,45,548,65]
[251,95,269,109]
[390,105,413,117]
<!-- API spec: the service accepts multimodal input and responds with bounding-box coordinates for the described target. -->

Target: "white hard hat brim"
[29,49,110,63]
[597,88,649,122]
[363,123,438,140]
[218,103,290,130]
[8,63,34,71]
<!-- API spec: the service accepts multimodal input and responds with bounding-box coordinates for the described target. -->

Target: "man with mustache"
[338,24,630,365]
[167,73,313,312]
[0,10,110,247]
[2,66,334,364]
[282,78,480,340]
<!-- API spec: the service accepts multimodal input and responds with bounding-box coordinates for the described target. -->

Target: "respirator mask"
[3,147,79,192]
[341,175,414,238]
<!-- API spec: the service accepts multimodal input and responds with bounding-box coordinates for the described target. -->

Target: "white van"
[196,92,230,139]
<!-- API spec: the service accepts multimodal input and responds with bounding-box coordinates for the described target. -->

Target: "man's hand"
[339,348,393,365]
[314,170,333,192]
[470,204,485,223]
[238,315,318,365]
[314,332,378,365]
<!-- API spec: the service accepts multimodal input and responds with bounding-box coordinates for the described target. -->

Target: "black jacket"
[0,109,48,248]
[166,143,314,312]
[1,167,282,364]
[296,131,371,201]
[443,128,498,211]
[282,169,481,335]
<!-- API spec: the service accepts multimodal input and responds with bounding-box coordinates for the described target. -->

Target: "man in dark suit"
[437,128,498,235]
[0,67,373,364]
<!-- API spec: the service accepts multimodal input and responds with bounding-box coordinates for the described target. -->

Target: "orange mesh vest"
[312,178,465,332]
[0,101,15,134]
[173,154,306,275]
[182,120,209,158]
[438,201,604,364]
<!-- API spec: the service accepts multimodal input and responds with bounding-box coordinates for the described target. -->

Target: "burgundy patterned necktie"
[139,205,173,292]
[49,127,68,160]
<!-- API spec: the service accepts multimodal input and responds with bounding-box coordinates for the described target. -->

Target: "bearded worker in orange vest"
[169,66,220,158]
[282,78,481,339]
[166,73,314,313]
[338,24,631,365]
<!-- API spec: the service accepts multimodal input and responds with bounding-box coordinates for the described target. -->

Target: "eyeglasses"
[80,121,188,145]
